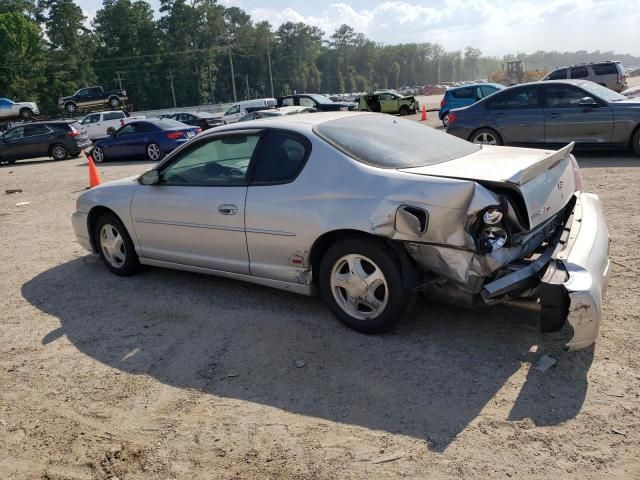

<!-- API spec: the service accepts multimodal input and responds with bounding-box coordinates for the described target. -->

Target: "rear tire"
[65,102,77,115]
[95,213,139,276]
[442,112,450,128]
[109,97,120,108]
[319,238,416,334]
[50,144,68,160]
[632,128,640,156]
[146,143,163,161]
[470,128,503,146]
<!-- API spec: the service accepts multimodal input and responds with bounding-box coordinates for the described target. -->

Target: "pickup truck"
[0,97,39,121]
[78,110,145,140]
[58,86,128,115]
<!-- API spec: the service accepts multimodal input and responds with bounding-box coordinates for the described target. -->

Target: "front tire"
[109,97,120,108]
[19,108,33,121]
[50,144,68,160]
[470,128,503,146]
[399,105,410,116]
[95,213,139,276]
[319,239,416,334]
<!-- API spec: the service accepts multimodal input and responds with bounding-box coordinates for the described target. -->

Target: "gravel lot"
[1,127,639,479]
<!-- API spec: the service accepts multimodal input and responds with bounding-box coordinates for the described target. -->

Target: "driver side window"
[161,134,260,186]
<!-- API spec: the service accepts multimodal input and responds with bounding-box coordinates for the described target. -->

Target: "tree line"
[1,0,638,115]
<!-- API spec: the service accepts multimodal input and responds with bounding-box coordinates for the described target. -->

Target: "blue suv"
[439,83,504,127]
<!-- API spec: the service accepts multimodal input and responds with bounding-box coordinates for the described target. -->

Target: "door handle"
[548,113,561,118]
[494,113,505,118]
[218,204,238,215]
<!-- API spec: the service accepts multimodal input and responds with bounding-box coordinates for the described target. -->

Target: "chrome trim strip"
[139,257,315,296]
[135,218,295,236]
[134,218,244,232]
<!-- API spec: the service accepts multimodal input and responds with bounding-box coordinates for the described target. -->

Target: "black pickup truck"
[58,86,128,115]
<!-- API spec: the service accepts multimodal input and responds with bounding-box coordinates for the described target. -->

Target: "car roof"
[448,82,502,91]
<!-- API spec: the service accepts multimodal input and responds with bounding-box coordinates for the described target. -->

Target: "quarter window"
[23,124,50,136]
[452,88,474,99]
[545,85,587,108]
[592,63,618,75]
[251,131,309,184]
[161,134,260,186]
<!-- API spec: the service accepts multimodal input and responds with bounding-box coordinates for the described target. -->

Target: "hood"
[613,98,640,107]
[400,143,577,229]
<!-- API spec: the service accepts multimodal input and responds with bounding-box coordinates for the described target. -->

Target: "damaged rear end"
[400,142,610,350]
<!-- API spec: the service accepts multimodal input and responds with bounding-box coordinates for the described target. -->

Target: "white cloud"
[248,0,640,56]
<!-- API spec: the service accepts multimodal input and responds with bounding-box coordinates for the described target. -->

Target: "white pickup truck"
[79,110,145,140]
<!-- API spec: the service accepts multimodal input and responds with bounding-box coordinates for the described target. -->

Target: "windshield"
[307,94,333,104]
[314,114,480,168]
[580,82,626,102]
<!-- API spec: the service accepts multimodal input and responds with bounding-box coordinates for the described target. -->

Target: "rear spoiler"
[509,142,575,186]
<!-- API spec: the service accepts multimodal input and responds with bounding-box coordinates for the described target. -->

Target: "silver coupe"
[72,112,610,350]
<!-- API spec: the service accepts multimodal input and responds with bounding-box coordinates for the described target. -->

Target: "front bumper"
[72,210,94,252]
[483,192,610,350]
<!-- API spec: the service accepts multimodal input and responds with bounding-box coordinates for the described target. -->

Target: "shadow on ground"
[574,150,638,168]
[23,257,593,451]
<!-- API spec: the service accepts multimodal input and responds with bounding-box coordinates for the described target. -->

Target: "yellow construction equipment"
[489,60,548,86]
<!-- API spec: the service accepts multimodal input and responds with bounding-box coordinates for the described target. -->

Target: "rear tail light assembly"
[447,112,457,125]
[67,129,81,137]
[167,131,185,139]
[440,98,445,108]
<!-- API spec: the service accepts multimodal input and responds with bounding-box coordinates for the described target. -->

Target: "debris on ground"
[532,354,557,372]
[611,428,626,436]
[372,452,404,464]
[5,188,22,194]
[15,201,30,206]
[295,360,306,368]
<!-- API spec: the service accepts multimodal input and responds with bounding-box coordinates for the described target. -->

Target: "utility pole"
[267,42,275,98]
[228,47,237,102]
[114,71,126,90]
[167,71,177,108]
[208,59,214,104]
[245,74,249,100]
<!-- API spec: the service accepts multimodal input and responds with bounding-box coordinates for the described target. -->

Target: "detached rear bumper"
[483,192,610,351]
[540,193,610,350]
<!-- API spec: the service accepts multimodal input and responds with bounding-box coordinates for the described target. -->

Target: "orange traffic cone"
[420,104,427,121]
[86,151,102,188]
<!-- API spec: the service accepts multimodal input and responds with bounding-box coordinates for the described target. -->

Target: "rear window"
[69,122,83,131]
[452,88,474,99]
[592,63,618,75]
[314,115,480,169]
[103,112,125,120]
[547,68,567,80]
[154,119,186,129]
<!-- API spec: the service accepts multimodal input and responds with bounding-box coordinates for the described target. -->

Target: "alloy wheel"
[52,145,67,160]
[472,132,498,145]
[330,254,389,321]
[93,147,104,163]
[147,143,161,161]
[99,224,126,268]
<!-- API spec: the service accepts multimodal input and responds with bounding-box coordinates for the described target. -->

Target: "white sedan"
[0,97,39,121]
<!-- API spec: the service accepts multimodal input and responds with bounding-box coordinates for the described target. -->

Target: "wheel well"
[108,95,120,102]
[87,206,119,252]
[309,229,419,289]
[468,126,502,143]
[629,123,640,149]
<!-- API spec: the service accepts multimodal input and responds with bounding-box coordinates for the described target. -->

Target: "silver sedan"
[72,112,610,350]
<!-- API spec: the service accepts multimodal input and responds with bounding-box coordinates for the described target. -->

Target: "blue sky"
[76,0,640,56]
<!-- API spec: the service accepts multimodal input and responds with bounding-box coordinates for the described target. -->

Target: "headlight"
[482,208,503,225]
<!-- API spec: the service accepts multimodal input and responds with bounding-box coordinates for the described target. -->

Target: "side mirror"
[139,170,160,185]
[107,127,116,136]
[579,96,598,107]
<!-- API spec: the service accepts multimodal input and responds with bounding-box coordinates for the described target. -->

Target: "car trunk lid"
[399,142,577,230]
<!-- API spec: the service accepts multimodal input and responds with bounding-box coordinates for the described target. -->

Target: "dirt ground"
[1,130,639,479]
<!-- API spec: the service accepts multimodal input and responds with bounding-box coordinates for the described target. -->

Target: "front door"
[22,123,54,159]
[378,93,398,113]
[130,131,262,274]
[542,84,613,144]
[486,85,545,145]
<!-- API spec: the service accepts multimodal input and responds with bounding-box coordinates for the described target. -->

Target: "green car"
[358,90,419,115]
